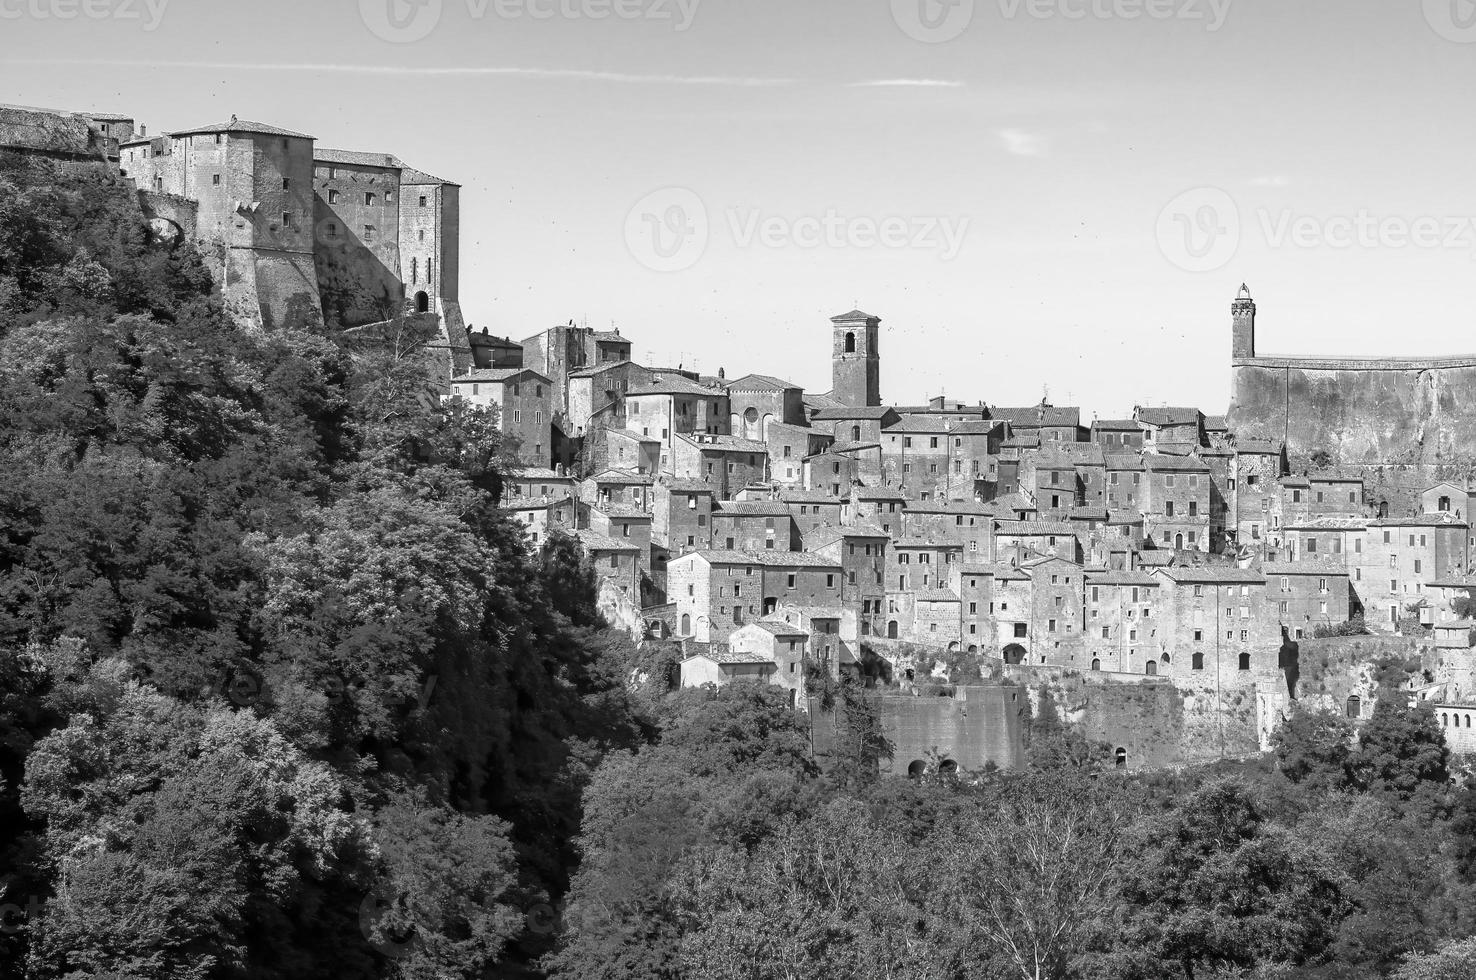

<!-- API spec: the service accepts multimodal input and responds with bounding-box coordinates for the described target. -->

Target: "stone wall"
[1229,357,1476,468]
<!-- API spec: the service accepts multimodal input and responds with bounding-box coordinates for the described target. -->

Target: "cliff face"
[1229,358,1476,467]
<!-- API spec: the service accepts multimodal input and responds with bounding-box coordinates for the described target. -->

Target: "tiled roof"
[1280,517,1368,531]
[170,118,312,139]
[1134,552,1176,567]
[960,563,1031,580]
[831,309,879,322]
[315,147,402,169]
[995,520,1078,536]
[1137,407,1203,427]
[746,618,810,637]
[779,490,843,504]
[508,467,569,480]
[822,440,880,454]
[856,488,909,500]
[628,376,721,397]
[588,469,653,485]
[592,331,629,343]
[1069,507,1109,521]
[1372,515,1469,528]
[915,588,962,603]
[812,406,896,421]
[1106,453,1145,470]
[726,373,800,391]
[681,435,769,453]
[1235,438,1284,455]
[950,419,1005,435]
[452,367,551,384]
[713,501,792,517]
[1262,561,1349,575]
[776,604,842,621]
[887,414,953,433]
[1204,415,1229,431]
[1156,567,1266,584]
[400,166,458,187]
[1087,570,1159,586]
[574,530,641,552]
[990,405,1081,428]
[1143,454,1210,472]
[595,504,651,520]
[685,650,776,666]
[682,550,842,568]
[660,478,716,493]
[1092,418,1140,430]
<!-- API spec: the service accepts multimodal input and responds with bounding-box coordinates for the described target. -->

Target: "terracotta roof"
[1143,454,1210,472]
[713,501,792,517]
[685,650,776,666]
[452,367,551,384]
[1092,418,1140,430]
[1262,561,1349,575]
[1087,570,1159,586]
[995,520,1078,536]
[960,563,1031,580]
[780,490,843,504]
[1372,515,1469,528]
[1235,439,1284,455]
[990,405,1081,428]
[574,530,640,552]
[887,414,954,433]
[595,504,652,520]
[950,419,1005,435]
[661,478,716,493]
[628,376,721,397]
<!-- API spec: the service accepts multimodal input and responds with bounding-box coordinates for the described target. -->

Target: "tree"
[1395,937,1476,980]
[1352,700,1449,802]
[1270,705,1355,791]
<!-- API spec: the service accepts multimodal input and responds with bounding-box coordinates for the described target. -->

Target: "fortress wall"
[875,686,1026,773]
[1229,358,1476,467]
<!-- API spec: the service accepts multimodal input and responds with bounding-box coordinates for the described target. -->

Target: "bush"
[1314,615,1370,639]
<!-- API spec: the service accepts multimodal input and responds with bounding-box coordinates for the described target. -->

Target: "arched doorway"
[938,759,959,776]
[1114,747,1127,769]
[680,613,690,635]
[414,291,430,313]
[1003,643,1027,665]
[888,621,899,639]
[1091,658,1101,671]
[907,760,927,779]
[1145,661,1158,676]
[1174,533,1184,550]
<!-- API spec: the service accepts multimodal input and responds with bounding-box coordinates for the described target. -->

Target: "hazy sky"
[6,0,1476,416]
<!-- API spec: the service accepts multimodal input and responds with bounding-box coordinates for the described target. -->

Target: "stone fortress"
[9,103,1476,774]
[1,103,468,369]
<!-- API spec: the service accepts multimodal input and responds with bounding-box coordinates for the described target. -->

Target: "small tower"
[831,309,881,408]
[1232,284,1256,359]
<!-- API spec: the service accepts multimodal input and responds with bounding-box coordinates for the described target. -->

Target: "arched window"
[1378,500,1389,518]
[1238,652,1251,671]
[1347,695,1361,719]
[1091,658,1101,671]
[1114,747,1127,769]
[1192,651,1204,670]
[852,425,861,441]
[680,613,690,635]
[888,621,899,639]
[1145,661,1158,676]
[844,332,856,353]
[907,760,927,779]
[1442,712,1449,727]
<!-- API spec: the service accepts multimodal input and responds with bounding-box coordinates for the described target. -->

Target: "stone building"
[710,500,797,552]
[667,550,843,643]
[1264,560,1350,638]
[447,367,554,467]
[1140,455,1212,552]
[830,310,882,408]
[1084,570,1163,674]
[726,374,806,441]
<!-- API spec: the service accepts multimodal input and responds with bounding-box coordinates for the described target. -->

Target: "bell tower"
[831,309,881,407]
[1232,284,1256,359]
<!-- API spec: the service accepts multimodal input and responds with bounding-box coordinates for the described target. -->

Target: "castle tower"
[1232,284,1256,359]
[831,309,881,407]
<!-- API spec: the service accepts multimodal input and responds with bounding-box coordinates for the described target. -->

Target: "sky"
[6,0,1476,417]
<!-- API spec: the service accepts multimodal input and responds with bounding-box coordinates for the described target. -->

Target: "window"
[363,224,375,241]
[281,212,292,226]
[212,173,221,185]
[365,192,376,206]
[282,178,290,190]
[1192,652,1204,670]
[419,195,428,207]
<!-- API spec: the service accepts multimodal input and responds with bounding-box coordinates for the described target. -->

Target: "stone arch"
[946,641,961,653]
[907,760,927,779]
[1378,500,1390,519]
[844,331,856,353]
[1145,661,1158,676]
[414,290,430,313]
[888,620,899,639]
[1002,643,1027,665]
[1346,695,1361,719]
[1114,747,1127,769]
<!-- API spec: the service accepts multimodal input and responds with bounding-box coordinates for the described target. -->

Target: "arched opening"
[1091,658,1101,671]
[763,597,777,615]
[938,759,959,776]
[414,290,430,313]
[888,621,899,639]
[1145,661,1158,676]
[1174,533,1184,550]
[1238,652,1251,671]
[844,332,856,353]
[1002,643,1027,666]
[743,406,759,427]
[1161,653,1171,666]
[1378,500,1389,518]
[967,644,978,654]
[1443,712,1449,727]
[852,425,861,441]
[1114,747,1127,769]
[680,613,691,635]
[907,760,927,779]
[946,641,961,653]
[1192,651,1204,670]
[1346,695,1361,719]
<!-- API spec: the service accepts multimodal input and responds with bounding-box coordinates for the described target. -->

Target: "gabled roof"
[780,490,843,504]
[685,650,776,666]
[726,373,800,391]
[1137,407,1202,427]
[573,530,641,552]
[1092,418,1140,431]
[713,500,792,517]
[950,419,1005,435]
[660,478,716,493]
[960,562,1031,580]
[452,367,552,384]
[914,588,962,603]
[1234,438,1284,455]
[1087,570,1159,586]
[990,405,1081,428]
[1143,454,1210,472]
[812,406,897,421]
[679,434,768,454]
[886,414,953,433]
[745,619,810,638]
[1155,567,1265,584]
[995,520,1078,536]
[831,309,879,322]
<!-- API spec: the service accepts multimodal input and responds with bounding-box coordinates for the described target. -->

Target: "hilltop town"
[7,102,1476,774]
